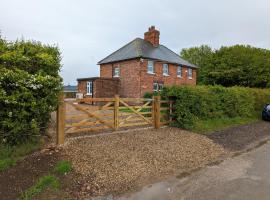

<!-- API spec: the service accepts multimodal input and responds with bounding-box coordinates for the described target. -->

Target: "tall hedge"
[0,37,62,145]
[162,85,270,129]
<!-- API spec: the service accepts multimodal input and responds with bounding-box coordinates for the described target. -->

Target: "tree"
[181,44,270,88]
[207,45,270,88]
[180,45,213,84]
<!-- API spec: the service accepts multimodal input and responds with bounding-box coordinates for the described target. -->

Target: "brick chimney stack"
[144,26,160,47]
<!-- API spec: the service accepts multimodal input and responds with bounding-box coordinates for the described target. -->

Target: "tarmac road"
[118,141,270,200]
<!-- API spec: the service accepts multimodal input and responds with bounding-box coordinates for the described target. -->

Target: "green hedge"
[0,68,61,144]
[162,85,270,130]
[0,37,62,145]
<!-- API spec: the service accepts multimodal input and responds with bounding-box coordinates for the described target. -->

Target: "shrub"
[162,85,270,129]
[0,37,62,145]
[0,38,61,76]
[0,68,62,144]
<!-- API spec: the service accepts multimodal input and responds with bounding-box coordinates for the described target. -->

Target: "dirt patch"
[206,121,270,151]
[0,151,60,200]
[62,127,226,197]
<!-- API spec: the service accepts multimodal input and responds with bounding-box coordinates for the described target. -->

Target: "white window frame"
[163,64,169,76]
[188,68,193,79]
[86,81,93,95]
[113,67,120,77]
[147,60,154,74]
[177,66,182,78]
[153,82,159,92]
[158,83,164,91]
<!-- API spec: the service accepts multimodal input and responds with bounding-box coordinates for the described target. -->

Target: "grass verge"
[54,160,72,175]
[0,141,41,171]
[193,117,258,134]
[18,175,59,200]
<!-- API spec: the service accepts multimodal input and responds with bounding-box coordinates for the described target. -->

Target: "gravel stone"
[62,127,226,196]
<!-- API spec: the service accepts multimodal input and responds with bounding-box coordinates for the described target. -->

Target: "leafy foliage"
[0,38,61,76]
[180,45,270,88]
[180,45,214,84]
[0,36,62,145]
[162,85,270,130]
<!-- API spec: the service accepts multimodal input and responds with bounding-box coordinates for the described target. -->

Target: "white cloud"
[1,0,270,84]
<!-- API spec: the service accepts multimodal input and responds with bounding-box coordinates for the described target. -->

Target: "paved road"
[118,141,270,200]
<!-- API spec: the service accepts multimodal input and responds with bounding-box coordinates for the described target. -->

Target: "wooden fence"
[57,94,174,145]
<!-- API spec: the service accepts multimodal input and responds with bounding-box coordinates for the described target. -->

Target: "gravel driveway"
[62,127,225,196]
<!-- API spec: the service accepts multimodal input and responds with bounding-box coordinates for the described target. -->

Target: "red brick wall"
[100,59,197,98]
[77,81,87,95]
[100,59,141,98]
[140,59,196,96]
[77,79,120,98]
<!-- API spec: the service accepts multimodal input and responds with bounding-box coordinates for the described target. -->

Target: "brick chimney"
[144,26,160,47]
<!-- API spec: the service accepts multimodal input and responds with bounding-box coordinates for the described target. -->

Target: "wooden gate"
[57,94,173,144]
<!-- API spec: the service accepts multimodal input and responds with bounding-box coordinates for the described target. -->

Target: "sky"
[1,0,270,85]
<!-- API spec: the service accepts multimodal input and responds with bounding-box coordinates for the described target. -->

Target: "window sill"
[177,75,182,78]
[188,77,193,80]
[147,72,155,75]
[86,93,92,95]
[163,74,169,77]
[113,76,120,78]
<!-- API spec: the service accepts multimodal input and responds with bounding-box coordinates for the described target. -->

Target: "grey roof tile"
[98,38,197,68]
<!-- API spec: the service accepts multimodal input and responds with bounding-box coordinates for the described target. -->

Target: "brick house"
[77,26,197,98]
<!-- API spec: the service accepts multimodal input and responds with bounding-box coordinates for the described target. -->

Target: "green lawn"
[0,142,41,171]
[192,117,259,134]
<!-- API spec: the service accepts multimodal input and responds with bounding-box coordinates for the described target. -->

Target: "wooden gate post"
[114,95,120,130]
[57,92,65,145]
[154,95,161,129]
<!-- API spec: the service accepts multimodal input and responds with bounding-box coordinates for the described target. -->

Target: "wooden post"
[114,95,120,130]
[169,100,173,123]
[152,96,155,126]
[57,92,65,145]
[154,95,161,129]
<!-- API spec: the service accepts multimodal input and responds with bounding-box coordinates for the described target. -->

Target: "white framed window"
[177,66,182,77]
[86,81,93,95]
[147,60,154,74]
[113,67,120,77]
[188,68,193,79]
[163,64,169,76]
[158,83,164,91]
[153,82,159,92]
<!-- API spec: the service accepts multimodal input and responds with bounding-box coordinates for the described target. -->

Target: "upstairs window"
[86,81,93,95]
[147,60,154,74]
[163,64,169,76]
[177,66,182,77]
[188,68,193,79]
[113,67,120,77]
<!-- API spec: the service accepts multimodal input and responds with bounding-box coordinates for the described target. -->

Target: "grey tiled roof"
[98,38,197,68]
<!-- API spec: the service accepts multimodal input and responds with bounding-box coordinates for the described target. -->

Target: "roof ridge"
[97,38,142,64]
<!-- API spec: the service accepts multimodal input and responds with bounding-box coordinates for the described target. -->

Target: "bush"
[0,38,61,76]
[162,85,270,130]
[0,68,61,144]
[0,37,62,145]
